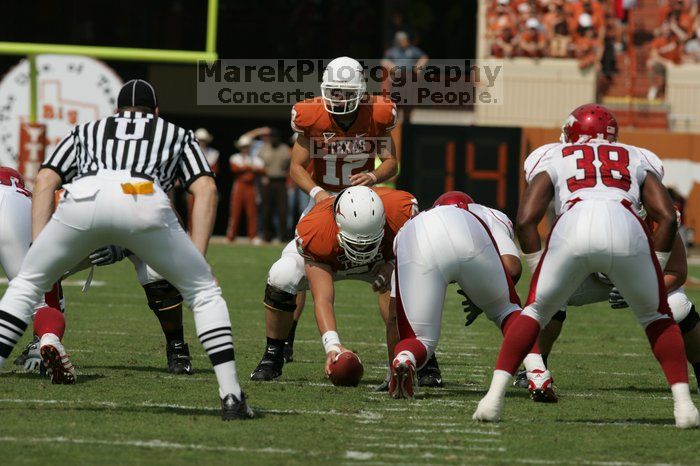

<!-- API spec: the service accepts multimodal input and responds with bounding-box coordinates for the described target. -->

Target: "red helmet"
[433,191,475,210]
[0,167,25,188]
[562,104,618,143]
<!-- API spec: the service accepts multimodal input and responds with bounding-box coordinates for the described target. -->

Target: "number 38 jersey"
[524,141,665,214]
[291,95,397,191]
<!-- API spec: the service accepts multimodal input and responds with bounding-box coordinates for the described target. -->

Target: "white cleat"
[674,402,700,429]
[527,368,558,403]
[472,395,504,423]
[39,333,76,385]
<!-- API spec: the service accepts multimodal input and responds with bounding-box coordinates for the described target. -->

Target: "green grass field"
[2,243,699,465]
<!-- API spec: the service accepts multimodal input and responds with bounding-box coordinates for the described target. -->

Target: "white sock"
[486,370,512,398]
[523,353,547,372]
[671,383,693,406]
[215,362,242,399]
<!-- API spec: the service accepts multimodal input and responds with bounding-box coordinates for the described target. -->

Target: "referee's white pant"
[0,171,242,398]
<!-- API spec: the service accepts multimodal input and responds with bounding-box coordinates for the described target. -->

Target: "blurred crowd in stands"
[486,0,700,99]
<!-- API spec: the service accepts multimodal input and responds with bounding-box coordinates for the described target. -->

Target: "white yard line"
[0,436,296,454]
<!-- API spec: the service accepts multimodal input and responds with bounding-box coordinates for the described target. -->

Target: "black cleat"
[13,335,40,367]
[513,369,529,389]
[221,392,255,420]
[250,347,284,381]
[166,341,194,375]
[374,378,390,392]
[417,353,444,388]
[283,341,294,363]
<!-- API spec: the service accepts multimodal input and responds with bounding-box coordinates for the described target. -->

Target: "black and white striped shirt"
[42,111,213,192]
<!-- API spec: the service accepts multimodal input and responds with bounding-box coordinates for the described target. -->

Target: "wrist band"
[310,186,323,199]
[322,330,341,353]
[656,250,671,270]
[367,172,378,185]
[523,250,543,272]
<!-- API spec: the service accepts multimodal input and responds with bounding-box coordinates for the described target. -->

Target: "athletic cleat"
[166,340,194,375]
[283,341,294,363]
[417,353,443,387]
[250,349,283,381]
[390,359,416,399]
[374,375,390,392]
[221,392,255,420]
[513,369,529,389]
[39,333,76,385]
[527,368,558,403]
[14,335,42,372]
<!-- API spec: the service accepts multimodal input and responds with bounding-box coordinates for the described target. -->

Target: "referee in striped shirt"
[0,79,254,420]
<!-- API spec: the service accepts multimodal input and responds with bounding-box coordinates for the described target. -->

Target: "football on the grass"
[329,351,364,387]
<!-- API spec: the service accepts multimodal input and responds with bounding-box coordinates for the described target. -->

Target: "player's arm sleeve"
[488,209,519,257]
[524,143,559,185]
[290,104,307,136]
[179,129,214,189]
[41,127,80,184]
[638,147,665,182]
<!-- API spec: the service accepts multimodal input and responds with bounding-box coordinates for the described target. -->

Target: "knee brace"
[551,309,567,322]
[264,284,296,313]
[679,305,699,335]
[143,280,183,312]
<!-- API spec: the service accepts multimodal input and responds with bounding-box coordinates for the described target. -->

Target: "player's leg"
[129,255,193,375]
[123,215,253,420]
[252,240,307,380]
[474,225,589,421]
[609,255,698,428]
[283,292,305,363]
[667,288,700,391]
[605,205,697,428]
[0,217,100,381]
[391,229,449,399]
[244,186,258,241]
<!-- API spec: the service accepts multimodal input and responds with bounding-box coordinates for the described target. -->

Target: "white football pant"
[523,200,670,328]
[393,206,521,357]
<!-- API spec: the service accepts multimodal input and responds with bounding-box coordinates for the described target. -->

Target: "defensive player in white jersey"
[516,212,700,394]
[390,191,550,399]
[473,104,699,428]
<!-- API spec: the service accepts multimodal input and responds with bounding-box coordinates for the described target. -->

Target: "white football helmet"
[321,56,366,115]
[334,186,385,265]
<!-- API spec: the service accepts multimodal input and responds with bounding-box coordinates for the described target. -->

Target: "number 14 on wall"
[444,140,508,209]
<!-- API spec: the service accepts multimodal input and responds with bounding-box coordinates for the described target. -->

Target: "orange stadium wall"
[521,128,700,237]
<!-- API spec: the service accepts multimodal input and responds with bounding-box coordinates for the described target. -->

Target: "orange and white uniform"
[291,95,397,197]
[266,188,416,297]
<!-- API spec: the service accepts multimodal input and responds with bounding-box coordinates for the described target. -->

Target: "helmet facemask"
[337,229,384,265]
[321,82,365,115]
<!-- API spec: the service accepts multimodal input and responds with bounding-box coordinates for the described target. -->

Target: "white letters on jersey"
[524,141,664,214]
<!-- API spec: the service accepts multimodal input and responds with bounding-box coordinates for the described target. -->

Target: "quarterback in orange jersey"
[290,56,398,209]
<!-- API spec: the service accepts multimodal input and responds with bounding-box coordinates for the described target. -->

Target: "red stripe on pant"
[620,200,671,316]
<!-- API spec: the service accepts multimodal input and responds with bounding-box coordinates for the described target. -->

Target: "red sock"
[495,314,541,375]
[645,318,688,386]
[33,306,65,340]
[394,338,428,368]
[500,311,520,336]
[44,282,63,311]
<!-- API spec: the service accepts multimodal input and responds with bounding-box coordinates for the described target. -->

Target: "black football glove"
[458,288,483,326]
[89,245,127,267]
[608,287,629,309]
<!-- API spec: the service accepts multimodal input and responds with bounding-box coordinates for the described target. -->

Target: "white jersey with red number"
[524,141,664,214]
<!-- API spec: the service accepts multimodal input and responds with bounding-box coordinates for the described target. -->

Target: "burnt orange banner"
[522,127,700,239]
